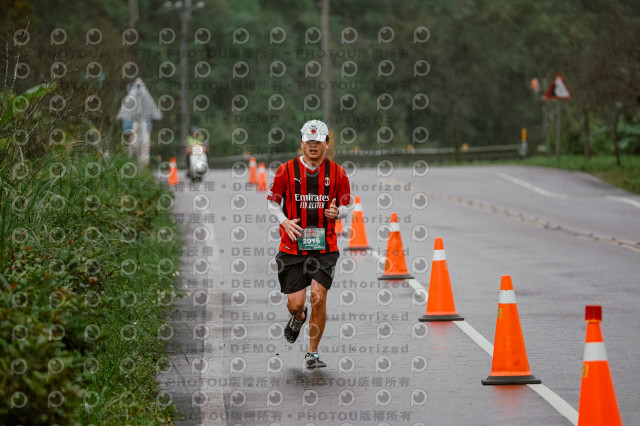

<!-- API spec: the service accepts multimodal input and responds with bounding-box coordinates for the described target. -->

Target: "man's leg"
[307,280,327,353]
[286,287,307,321]
[284,287,307,344]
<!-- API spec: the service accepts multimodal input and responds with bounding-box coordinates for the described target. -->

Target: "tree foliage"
[2,0,638,161]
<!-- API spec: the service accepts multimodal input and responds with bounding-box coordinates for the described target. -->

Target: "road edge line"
[527,384,579,425]
[495,172,568,199]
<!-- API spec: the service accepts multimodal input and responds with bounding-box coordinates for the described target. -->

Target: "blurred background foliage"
[2,0,639,163]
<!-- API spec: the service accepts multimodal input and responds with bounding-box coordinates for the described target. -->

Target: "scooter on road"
[187,143,209,182]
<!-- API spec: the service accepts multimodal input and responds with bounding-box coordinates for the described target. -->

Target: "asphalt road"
[158,163,640,426]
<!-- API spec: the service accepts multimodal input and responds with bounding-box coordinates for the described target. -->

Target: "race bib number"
[297,227,326,251]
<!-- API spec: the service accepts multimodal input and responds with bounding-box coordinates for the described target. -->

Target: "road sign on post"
[544,73,572,100]
[543,73,572,161]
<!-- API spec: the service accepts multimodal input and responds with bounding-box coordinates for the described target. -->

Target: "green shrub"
[1,149,181,425]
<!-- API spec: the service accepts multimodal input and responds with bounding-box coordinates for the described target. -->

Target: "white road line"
[575,172,604,185]
[496,172,568,199]
[368,240,578,425]
[453,320,494,356]
[528,384,579,425]
[606,195,640,209]
[369,178,577,422]
[453,321,578,424]
[406,279,428,298]
[370,249,428,298]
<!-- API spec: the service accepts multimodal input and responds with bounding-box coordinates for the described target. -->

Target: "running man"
[267,119,351,368]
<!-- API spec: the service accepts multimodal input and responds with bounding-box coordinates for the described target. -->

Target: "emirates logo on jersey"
[324,177,330,186]
[295,194,330,202]
[295,193,330,209]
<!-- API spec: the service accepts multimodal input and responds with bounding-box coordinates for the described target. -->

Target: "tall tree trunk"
[582,103,590,161]
[611,109,621,166]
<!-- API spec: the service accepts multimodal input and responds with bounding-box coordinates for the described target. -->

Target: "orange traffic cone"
[379,213,414,280]
[577,305,621,426]
[482,275,540,384]
[419,238,463,321]
[335,218,344,236]
[345,196,371,251]
[257,162,268,192]
[248,156,257,185]
[168,157,179,186]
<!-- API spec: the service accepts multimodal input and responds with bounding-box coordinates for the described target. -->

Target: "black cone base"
[482,374,541,385]
[419,314,464,322]
[378,273,414,280]
[345,246,371,251]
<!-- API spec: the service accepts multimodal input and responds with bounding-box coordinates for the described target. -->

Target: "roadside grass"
[1,147,182,425]
[513,155,640,194]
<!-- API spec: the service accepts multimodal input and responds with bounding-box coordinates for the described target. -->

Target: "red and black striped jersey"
[267,157,351,255]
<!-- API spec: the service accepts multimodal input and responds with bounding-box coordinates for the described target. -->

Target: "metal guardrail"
[210,144,521,168]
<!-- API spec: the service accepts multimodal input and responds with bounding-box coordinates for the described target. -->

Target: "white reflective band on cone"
[583,342,608,361]
[354,203,362,212]
[498,290,516,304]
[433,249,446,261]
[389,222,400,232]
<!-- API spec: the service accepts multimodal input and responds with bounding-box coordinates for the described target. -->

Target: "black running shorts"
[275,251,340,294]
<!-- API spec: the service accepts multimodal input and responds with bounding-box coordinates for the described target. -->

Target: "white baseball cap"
[300,119,329,142]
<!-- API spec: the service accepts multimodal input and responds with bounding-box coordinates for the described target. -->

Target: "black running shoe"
[284,306,307,343]
[305,352,327,369]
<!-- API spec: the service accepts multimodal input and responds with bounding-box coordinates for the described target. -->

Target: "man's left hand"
[324,198,338,219]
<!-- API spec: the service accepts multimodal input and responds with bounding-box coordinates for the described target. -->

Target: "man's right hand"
[282,218,302,241]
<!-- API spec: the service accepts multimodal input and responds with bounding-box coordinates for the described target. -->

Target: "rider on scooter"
[186,126,208,176]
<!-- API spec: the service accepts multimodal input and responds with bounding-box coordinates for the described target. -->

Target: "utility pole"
[321,0,333,159]
[128,0,139,29]
[164,1,204,155]
[179,0,191,152]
